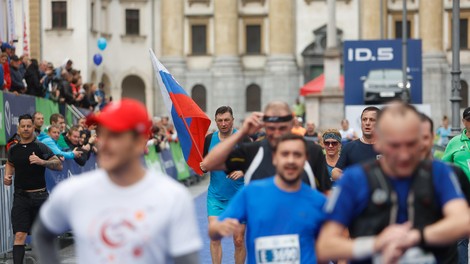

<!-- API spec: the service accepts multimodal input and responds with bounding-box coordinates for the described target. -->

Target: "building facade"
[2,0,470,130]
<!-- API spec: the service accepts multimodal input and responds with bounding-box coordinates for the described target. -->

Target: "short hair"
[215,106,233,118]
[341,119,349,124]
[443,115,448,121]
[420,113,434,134]
[377,103,420,127]
[272,133,308,156]
[48,124,60,133]
[32,111,43,120]
[361,106,380,119]
[18,114,33,124]
[264,101,291,116]
[50,113,65,124]
[67,125,81,136]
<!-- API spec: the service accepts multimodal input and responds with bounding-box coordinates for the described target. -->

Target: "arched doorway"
[101,74,111,95]
[121,75,146,104]
[191,84,207,112]
[246,84,261,112]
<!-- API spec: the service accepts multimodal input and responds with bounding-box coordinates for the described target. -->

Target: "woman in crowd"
[322,128,342,182]
[24,59,42,96]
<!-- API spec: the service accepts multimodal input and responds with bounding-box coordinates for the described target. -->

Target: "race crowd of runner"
[3,96,470,264]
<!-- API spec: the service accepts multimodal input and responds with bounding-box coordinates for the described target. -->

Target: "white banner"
[0,0,6,41]
[6,0,16,41]
[22,0,28,55]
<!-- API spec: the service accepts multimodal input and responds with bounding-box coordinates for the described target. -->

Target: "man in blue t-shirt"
[332,106,381,181]
[317,103,469,264]
[209,134,327,264]
[202,106,249,264]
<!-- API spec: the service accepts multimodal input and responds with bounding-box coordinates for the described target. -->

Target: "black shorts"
[11,190,49,234]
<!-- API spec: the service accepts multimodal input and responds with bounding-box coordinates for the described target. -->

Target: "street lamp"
[450,0,462,134]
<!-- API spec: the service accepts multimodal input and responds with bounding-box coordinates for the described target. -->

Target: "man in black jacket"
[9,55,26,94]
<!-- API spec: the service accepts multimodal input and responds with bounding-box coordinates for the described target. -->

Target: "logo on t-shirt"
[255,234,300,264]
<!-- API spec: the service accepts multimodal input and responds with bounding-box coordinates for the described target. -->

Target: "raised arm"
[202,112,263,171]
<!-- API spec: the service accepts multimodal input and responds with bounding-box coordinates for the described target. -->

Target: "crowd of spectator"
[1,41,110,112]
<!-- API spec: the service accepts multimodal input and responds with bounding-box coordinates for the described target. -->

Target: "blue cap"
[1,42,12,50]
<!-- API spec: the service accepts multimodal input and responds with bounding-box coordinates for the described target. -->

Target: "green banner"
[35,97,59,127]
[145,145,165,173]
[170,142,191,181]
[65,106,74,127]
[0,92,5,145]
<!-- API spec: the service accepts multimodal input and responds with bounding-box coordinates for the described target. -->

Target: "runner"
[317,103,469,264]
[4,114,63,264]
[209,134,327,264]
[331,106,380,181]
[202,106,249,264]
[32,99,202,264]
[202,101,331,192]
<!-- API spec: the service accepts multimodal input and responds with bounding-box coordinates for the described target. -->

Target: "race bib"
[255,234,300,264]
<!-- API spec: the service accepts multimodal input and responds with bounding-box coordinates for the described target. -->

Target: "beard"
[278,170,302,186]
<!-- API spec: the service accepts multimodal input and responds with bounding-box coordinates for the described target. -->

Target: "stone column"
[29,0,40,59]
[324,0,340,91]
[361,0,381,39]
[265,0,299,106]
[213,0,239,67]
[419,0,448,124]
[211,0,242,118]
[161,0,185,70]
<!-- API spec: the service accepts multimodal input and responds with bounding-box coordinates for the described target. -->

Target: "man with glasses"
[202,106,249,264]
[331,106,381,181]
[201,101,331,192]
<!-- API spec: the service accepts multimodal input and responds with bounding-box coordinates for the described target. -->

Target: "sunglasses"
[324,141,339,147]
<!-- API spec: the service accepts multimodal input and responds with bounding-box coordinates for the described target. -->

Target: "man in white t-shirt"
[339,119,357,144]
[32,99,202,264]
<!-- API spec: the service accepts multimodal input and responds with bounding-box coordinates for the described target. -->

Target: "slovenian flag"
[149,49,210,175]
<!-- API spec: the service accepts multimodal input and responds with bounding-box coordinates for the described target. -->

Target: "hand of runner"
[29,152,45,166]
[380,241,403,264]
[374,222,412,253]
[3,174,12,186]
[241,112,264,136]
[228,170,244,180]
[218,218,241,237]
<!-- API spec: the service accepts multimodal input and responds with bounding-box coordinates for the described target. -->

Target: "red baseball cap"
[86,99,152,135]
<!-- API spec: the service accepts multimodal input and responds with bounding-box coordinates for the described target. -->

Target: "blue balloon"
[93,54,103,66]
[97,37,107,51]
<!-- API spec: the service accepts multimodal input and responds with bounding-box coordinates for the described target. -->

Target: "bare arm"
[420,199,470,245]
[30,153,63,171]
[316,221,414,262]
[3,162,14,186]
[202,112,264,172]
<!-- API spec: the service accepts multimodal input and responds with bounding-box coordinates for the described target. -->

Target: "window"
[191,25,207,55]
[246,25,261,54]
[52,1,67,29]
[125,9,140,35]
[191,85,207,112]
[461,19,469,49]
[246,84,261,112]
[394,20,411,39]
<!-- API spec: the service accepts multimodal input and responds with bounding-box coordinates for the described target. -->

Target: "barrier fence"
[0,142,199,256]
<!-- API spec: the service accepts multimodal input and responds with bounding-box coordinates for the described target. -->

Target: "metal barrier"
[0,165,14,257]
